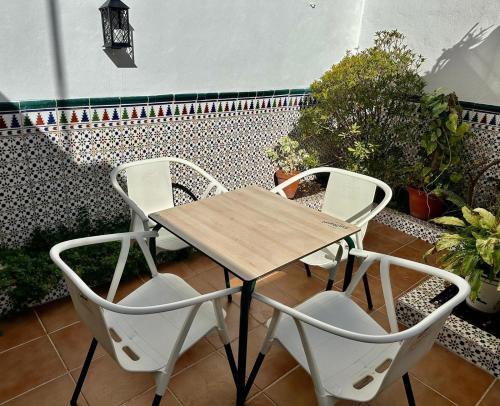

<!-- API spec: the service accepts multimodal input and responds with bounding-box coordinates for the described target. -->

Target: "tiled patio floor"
[0,223,498,405]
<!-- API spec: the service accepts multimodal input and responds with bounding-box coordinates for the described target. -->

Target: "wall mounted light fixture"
[99,0,131,49]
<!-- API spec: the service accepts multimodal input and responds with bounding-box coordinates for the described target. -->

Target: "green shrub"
[0,211,191,313]
[296,30,425,187]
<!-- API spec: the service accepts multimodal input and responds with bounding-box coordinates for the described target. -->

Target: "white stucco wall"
[0,0,363,101]
[358,0,500,105]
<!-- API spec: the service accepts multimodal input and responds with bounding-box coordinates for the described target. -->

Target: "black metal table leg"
[341,236,373,309]
[149,223,162,264]
[342,236,356,291]
[236,280,256,405]
[403,373,416,406]
[71,338,98,405]
[224,268,233,303]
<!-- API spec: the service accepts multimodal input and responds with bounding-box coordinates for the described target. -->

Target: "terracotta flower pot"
[407,186,445,220]
[275,169,300,199]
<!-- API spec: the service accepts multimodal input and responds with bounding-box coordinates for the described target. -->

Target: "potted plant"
[266,136,316,199]
[426,206,499,313]
[296,30,425,189]
[407,90,471,220]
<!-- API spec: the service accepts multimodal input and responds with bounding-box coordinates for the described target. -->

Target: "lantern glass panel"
[110,8,130,47]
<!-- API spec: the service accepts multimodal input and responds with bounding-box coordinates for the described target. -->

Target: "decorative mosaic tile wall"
[0,90,310,248]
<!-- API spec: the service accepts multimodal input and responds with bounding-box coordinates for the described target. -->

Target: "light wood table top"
[149,186,359,281]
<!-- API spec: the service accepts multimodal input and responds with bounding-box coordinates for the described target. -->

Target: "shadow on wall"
[424,24,500,103]
[103,25,137,68]
[47,0,67,99]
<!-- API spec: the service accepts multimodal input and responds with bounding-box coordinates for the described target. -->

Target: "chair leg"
[362,273,373,310]
[304,263,312,277]
[224,268,232,303]
[71,338,98,405]
[152,394,162,406]
[325,279,334,291]
[402,373,416,406]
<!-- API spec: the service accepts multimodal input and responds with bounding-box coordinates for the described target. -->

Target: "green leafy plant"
[426,206,500,300]
[296,30,425,185]
[0,211,191,313]
[266,136,318,174]
[410,89,472,195]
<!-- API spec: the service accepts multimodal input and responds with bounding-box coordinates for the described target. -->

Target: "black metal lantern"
[99,0,131,49]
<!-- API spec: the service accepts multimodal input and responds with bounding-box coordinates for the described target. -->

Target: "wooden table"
[149,186,360,405]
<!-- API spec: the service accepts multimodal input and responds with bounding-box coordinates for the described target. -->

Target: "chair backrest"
[323,170,377,223]
[271,167,392,246]
[111,157,228,230]
[118,159,175,225]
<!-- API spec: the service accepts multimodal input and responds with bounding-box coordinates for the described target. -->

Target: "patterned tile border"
[397,277,500,377]
[0,89,311,136]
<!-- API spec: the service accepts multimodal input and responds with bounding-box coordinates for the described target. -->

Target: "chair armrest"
[253,250,470,344]
[271,167,334,197]
[50,230,242,315]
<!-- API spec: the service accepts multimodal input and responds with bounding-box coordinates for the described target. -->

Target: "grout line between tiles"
[474,378,497,406]
[411,374,459,405]
[46,319,81,334]
[0,334,46,355]
[0,371,69,405]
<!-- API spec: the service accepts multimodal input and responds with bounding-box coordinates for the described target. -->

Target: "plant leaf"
[462,206,480,227]
[432,216,465,227]
[473,208,496,230]
[435,233,463,251]
[476,237,497,266]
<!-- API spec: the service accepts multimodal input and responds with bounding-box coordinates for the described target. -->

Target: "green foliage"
[266,136,319,174]
[0,211,191,313]
[296,30,425,186]
[410,89,472,194]
[426,206,500,300]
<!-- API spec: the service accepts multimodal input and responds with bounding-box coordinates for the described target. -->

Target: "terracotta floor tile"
[184,252,220,274]
[479,379,500,406]
[173,337,216,374]
[50,322,105,370]
[169,352,257,406]
[35,297,79,333]
[124,388,180,405]
[3,374,87,406]
[337,273,403,311]
[362,232,409,255]
[158,259,195,279]
[411,344,494,406]
[111,276,147,302]
[70,354,154,406]
[206,301,260,348]
[231,276,301,323]
[368,374,454,405]
[270,266,326,303]
[370,224,416,246]
[383,245,429,292]
[222,325,298,390]
[0,310,45,352]
[264,367,318,406]
[192,265,229,291]
[405,238,434,253]
[0,336,66,403]
[247,393,276,405]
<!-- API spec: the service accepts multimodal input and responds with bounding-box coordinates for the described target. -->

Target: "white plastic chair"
[50,231,240,406]
[271,168,392,302]
[110,157,228,252]
[110,157,234,300]
[246,249,470,406]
